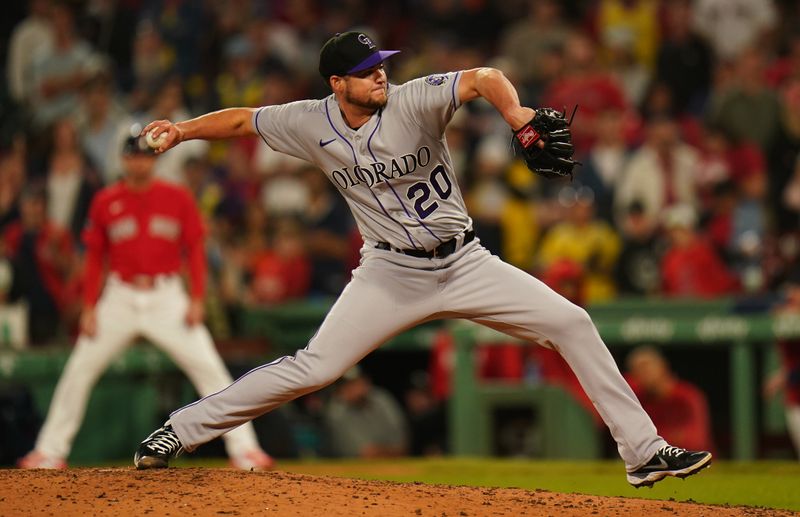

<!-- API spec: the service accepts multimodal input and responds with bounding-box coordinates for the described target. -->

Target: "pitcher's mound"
[0,468,792,516]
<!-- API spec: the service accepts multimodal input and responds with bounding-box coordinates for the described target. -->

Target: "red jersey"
[82,179,205,306]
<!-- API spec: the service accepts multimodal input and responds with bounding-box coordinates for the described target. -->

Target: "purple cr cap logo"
[358,33,376,50]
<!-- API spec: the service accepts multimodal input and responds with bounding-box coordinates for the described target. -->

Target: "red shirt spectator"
[627,346,714,453]
[247,222,310,304]
[661,237,738,297]
[631,379,714,453]
[4,215,74,309]
[3,187,77,344]
[660,205,738,298]
[542,32,631,155]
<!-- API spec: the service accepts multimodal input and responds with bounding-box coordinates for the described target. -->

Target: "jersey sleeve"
[251,100,317,162]
[395,71,463,138]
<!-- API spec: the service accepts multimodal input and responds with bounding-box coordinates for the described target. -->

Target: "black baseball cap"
[319,31,400,78]
[122,124,156,156]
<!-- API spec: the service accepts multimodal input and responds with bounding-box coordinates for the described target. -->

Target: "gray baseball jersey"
[252,71,470,251]
[168,71,667,471]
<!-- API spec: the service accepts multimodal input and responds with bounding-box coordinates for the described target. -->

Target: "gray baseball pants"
[170,241,666,470]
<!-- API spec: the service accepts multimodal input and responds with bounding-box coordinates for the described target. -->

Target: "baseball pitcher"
[134,32,711,487]
[18,131,273,471]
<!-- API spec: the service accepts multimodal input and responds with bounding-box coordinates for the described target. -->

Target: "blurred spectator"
[259,165,309,218]
[246,218,310,306]
[784,154,800,226]
[577,108,631,223]
[694,127,735,211]
[708,48,781,151]
[132,76,209,185]
[764,271,800,460]
[417,0,504,53]
[323,366,409,458]
[404,370,447,456]
[769,79,800,233]
[692,0,777,61]
[542,31,630,155]
[216,142,263,229]
[498,0,570,102]
[128,20,176,113]
[214,35,264,109]
[660,204,738,297]
[301,166,354,297]
[182,156,223,221]
[705,180,738,261]
[79,0,139,91]
[537,186,621,302]
[29,1,98,130]
[626,345,714,453]
[638,82,704,148]
[615,114,699,228]
[604,27,650,107]
[766,30,800,89]
[141,0,207,80]
[762,231,800,292]
[730,159,768,292]
[594,0,659,71]
[464,133,540,269]
[0,140,27,233]
[44,118,100,242]
[6,0,54,106]
[695,126,766,218]
[655,0,713,115]
[74,73,130,180]
[615,201,661,296]
[3,186,76,344]
[249,72,309,218]
[466,136,514,257]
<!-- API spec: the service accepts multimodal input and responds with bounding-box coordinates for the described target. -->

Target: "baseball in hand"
[145,129,168,149]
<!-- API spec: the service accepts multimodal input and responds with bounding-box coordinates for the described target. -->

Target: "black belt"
[376,229,475,259]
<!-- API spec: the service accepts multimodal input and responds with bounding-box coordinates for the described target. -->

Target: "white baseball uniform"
[169,71,667,470]
[33,180,263,462]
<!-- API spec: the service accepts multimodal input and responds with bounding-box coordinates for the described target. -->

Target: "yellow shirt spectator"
[537,191,621,301]
[597,0,659,69]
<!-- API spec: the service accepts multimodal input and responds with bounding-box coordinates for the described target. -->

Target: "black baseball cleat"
[134,421,184,469]
[627,445,712,488]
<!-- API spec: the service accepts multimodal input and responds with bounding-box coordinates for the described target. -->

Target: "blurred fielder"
[18,130,273,470]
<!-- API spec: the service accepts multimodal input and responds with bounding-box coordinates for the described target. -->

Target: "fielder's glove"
[512,107,579,180]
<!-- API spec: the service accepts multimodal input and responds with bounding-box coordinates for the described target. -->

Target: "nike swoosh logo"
[319,138,336,147]
[640,457,669,471]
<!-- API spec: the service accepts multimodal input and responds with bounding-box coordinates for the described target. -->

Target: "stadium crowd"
[2,0,800,346]
[1,0,800,461]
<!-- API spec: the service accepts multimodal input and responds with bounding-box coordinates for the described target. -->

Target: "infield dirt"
[0,468,795,516]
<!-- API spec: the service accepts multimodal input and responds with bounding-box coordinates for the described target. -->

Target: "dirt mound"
[0,468,793,516]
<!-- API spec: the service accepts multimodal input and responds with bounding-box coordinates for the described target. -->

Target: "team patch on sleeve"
[425,74,449,86]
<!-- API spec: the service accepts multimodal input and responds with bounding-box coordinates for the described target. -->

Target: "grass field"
[164,458,800,512]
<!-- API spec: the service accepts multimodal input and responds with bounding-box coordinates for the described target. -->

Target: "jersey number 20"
[406,165,453,219]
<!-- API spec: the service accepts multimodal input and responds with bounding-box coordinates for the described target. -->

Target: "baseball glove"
[512,107,579,180]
